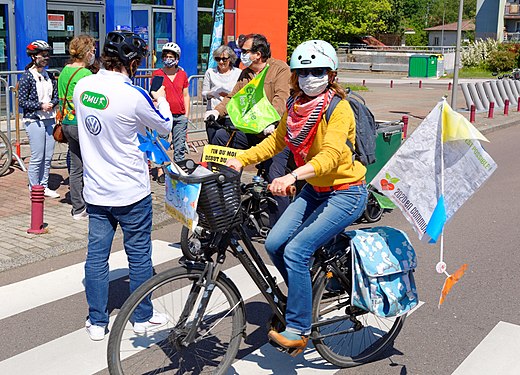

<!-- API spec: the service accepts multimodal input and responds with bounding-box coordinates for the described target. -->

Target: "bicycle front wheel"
[0,131,12,176]
[311,271,405,368]
[107,266,246,375]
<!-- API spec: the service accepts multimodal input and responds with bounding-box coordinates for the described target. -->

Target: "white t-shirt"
[29,67,55,120]
[202,67,242,110]
[73,69,173,207]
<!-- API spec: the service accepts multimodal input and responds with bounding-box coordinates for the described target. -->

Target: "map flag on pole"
[371,100,497,243]
[226,65,281,134]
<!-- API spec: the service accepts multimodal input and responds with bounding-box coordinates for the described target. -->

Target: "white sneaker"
[44,188,60,199]
[72,209,88,221]
[133,311,168,334]
[85,319,106,341]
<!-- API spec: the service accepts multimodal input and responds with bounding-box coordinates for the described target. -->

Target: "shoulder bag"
[53,67,82,143]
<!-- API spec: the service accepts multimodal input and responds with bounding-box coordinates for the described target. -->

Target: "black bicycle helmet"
[103,31,149,66]
[26,40,52,56]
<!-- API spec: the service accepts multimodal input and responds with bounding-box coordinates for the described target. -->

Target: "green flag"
[226,65,281,134]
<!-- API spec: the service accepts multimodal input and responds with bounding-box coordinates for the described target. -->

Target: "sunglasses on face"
[39,53,50,58]
[296,68,328,77]
[240,48,253,55]
[215,57,229,62]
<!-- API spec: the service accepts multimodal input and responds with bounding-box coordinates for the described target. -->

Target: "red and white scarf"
[285,89,335,166]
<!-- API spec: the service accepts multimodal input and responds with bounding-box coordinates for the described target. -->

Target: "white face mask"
[240,52,253,67]
[298,74,329,97]
[88,52,96,66]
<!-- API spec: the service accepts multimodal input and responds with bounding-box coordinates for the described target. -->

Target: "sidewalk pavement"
[1,75,519,273]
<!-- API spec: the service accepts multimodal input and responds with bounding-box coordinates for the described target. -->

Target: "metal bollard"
[448,82,452,91]
[470,104,476,123]
[488,102,495,119]
[390,80,393,88]
[362,79,366,86]
[401,115,409,139]
[419,80,422,88]
[504,99,509,116]
[27,185,48,234]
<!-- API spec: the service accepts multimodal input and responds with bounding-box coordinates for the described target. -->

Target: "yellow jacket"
[237,99,366,187]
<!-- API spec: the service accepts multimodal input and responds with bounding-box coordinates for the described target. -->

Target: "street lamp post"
[451,0,464,109]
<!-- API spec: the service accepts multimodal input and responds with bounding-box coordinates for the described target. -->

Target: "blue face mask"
[163,57,178,68]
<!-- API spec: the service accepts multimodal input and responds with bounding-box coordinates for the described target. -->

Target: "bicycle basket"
[165,160,242,232]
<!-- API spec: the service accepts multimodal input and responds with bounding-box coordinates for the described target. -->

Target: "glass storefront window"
[47,11,75,69]
[153,11,173,68]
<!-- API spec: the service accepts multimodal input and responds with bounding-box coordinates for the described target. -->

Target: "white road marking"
[452,321,520,375]
[0,240,181,320]
[0,264,283,375]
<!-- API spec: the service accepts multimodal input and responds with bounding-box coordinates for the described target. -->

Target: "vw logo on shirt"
[85,115,102,135]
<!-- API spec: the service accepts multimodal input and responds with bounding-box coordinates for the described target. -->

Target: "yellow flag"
[442,102,489,143]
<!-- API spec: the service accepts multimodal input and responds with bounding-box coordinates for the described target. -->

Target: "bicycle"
[107,159,406,374]
[0,130,13,176]
[180,115,281,261]
[180,173,273,261]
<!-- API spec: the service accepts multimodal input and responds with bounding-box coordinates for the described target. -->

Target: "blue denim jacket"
[18,69,59,120]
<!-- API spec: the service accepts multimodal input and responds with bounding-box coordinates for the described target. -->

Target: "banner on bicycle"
[164,165,206,231]
[226,65,281,134]
[202,144,244,165]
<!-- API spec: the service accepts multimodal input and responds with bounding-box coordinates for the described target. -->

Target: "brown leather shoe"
[268,330,309,357]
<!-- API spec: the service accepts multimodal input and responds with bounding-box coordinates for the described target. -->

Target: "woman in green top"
[58,35,96,220]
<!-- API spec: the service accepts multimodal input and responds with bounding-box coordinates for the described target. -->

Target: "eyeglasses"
[240,48,253,55]
[215,57,230,62]
[296,68,328,77]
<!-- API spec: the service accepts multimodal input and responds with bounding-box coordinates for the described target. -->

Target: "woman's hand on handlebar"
[225,158,243,171]
[268,175,297,196]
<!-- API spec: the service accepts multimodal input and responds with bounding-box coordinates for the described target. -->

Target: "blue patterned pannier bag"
[345,226,418,317]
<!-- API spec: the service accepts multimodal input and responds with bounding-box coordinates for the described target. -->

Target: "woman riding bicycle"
[226,40,368,355]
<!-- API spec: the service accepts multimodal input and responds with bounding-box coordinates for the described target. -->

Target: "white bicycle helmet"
[290,40,338,71]
[162,42,181,57]
[26,40,52,56]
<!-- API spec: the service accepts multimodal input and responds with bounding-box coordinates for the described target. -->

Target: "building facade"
[3,0,288,77]
[475,0,506,41]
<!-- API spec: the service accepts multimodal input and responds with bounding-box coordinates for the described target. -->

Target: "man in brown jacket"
[204,33,291,225]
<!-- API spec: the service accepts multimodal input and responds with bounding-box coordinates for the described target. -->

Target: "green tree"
[288,0,392,53]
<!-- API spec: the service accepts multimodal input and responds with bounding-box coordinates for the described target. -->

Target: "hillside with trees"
[288,0,477,53]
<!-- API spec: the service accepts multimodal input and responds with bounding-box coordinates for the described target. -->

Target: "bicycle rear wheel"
[107,266,246,375]
[0,131,12,176]
[311,271,405,368]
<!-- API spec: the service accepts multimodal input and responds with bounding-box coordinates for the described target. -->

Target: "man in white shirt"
[73,31,173,341]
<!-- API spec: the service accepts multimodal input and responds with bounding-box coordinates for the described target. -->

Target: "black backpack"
[325,93,377,166]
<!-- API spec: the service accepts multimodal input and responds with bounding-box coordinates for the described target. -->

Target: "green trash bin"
[366,122,404,184]
[408,54,438,78]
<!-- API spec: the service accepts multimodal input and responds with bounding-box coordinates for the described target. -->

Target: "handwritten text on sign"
[202,145,244,165]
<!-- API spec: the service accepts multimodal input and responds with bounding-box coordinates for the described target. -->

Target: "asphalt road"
[0,125,518,374]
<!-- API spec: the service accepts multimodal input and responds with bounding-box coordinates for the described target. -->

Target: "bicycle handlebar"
[267,184,297,196]
[205,115,236,132]
[164,160,241,185]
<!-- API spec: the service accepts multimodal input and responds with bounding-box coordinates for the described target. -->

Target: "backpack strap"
[325,94,355,156]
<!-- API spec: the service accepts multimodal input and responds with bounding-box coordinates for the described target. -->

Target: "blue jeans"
[162,114,188,162]
[25,118,56,189]
[264,183,368,335]
[85,194,154,326]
